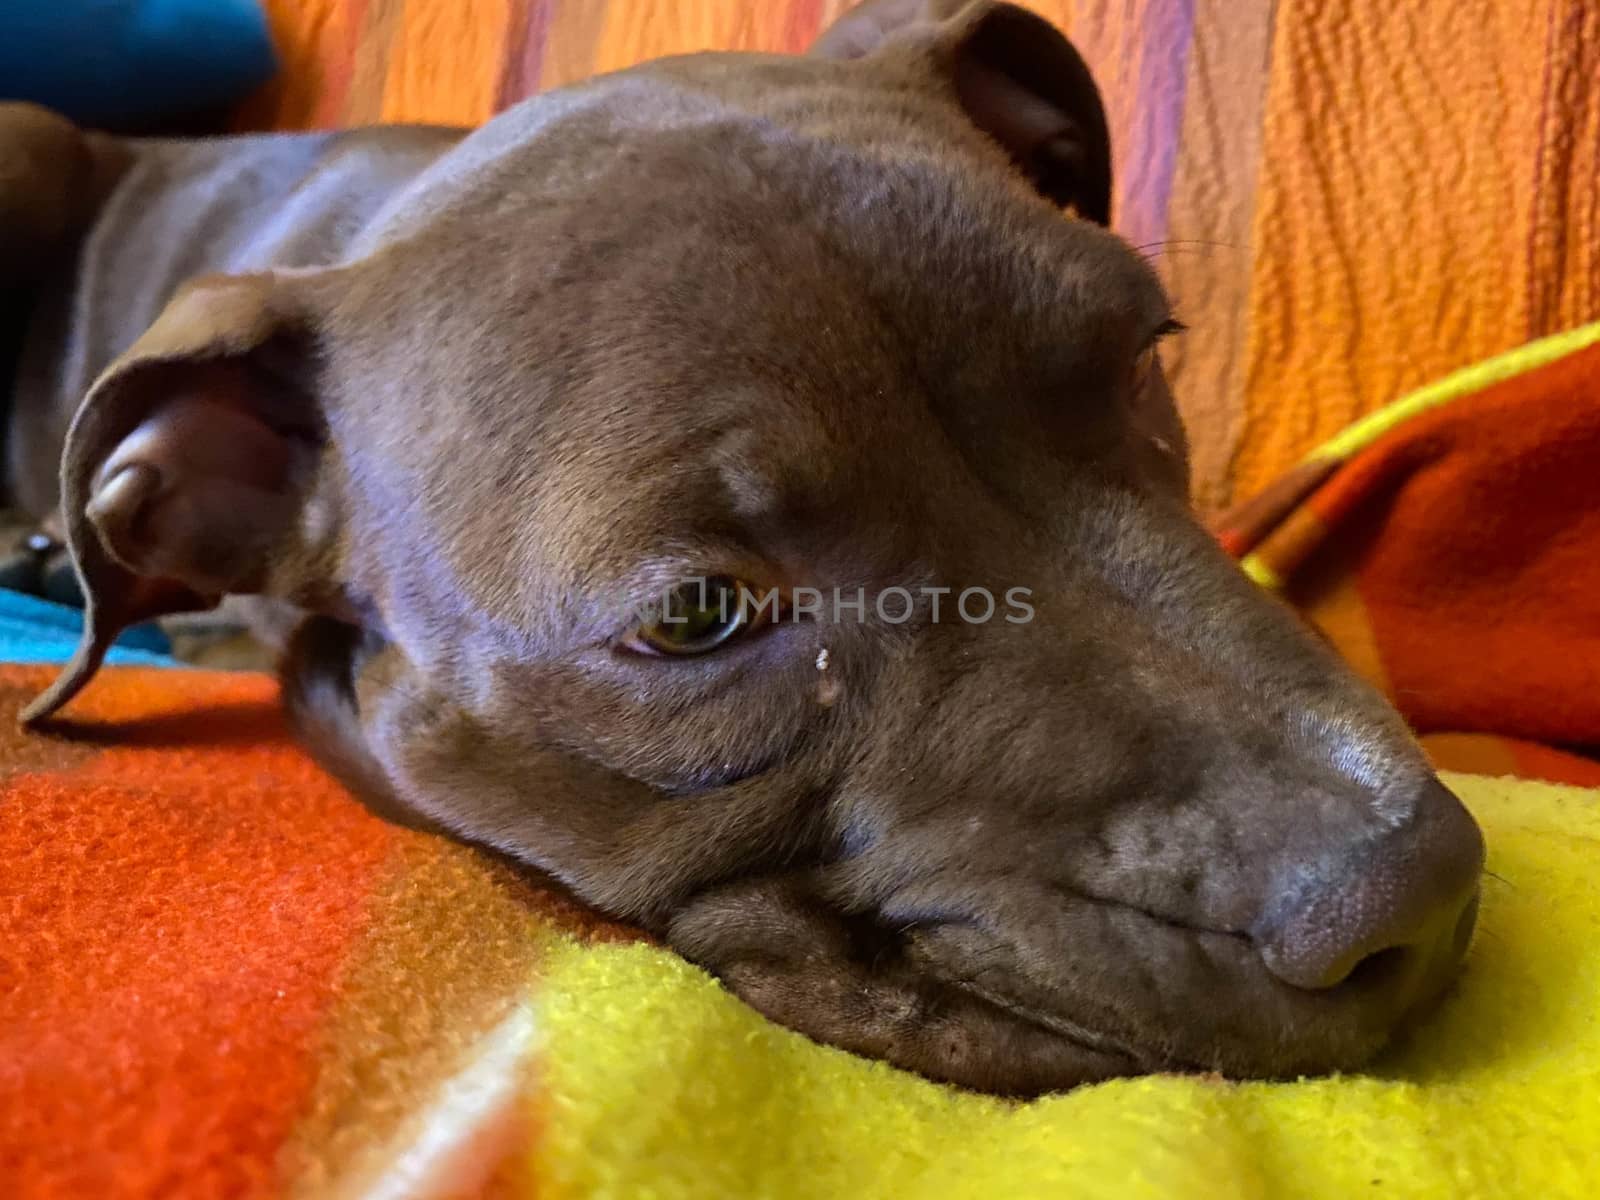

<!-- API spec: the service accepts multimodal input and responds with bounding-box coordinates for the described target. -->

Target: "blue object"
[1,0,278,129]
[0,588,173,666]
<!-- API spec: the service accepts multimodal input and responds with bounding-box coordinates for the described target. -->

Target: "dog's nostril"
[1257,777,1486,991]
[1339,944,1411,991]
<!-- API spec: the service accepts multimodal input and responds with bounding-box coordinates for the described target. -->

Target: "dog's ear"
[22,272,337,725]
[811,0,1112,224]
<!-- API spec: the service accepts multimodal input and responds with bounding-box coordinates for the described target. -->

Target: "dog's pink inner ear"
[811,1,1113,224]
[949,6,1111,222]
[86,378,301,596]
[21,272,320,727]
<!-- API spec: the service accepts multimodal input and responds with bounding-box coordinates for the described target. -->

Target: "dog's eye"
[1133,319,1184,389]
[623,576,768,656]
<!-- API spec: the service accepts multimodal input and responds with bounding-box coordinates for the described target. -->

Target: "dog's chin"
[938,976,1390,1092]
[904,908,1474,1095]
[890,983,1383,1097]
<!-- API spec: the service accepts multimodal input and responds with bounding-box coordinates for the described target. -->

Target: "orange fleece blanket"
[1216,323,1600,788]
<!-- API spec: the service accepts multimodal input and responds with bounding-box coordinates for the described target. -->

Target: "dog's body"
[4,122,461,522]
[2,0,1483,1095]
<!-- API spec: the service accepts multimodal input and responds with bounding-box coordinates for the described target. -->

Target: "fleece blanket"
[4,326,1599,1197]
[234,0,1600,512]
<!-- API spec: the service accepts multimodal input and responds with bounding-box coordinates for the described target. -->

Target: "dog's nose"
[1257,778,1485,990]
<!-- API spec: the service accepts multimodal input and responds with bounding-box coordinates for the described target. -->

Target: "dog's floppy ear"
[811,0,1112,224]
[22,272,335,725]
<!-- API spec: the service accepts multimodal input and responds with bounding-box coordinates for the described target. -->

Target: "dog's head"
[31,0,1482,1094]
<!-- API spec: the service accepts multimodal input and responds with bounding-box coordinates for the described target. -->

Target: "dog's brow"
[1126,258,1177,346]
[710,420,838,524]
[717,443,783,521]
[568,543,778,632]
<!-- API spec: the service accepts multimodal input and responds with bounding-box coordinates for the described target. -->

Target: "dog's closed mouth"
[946,978,1159,1075]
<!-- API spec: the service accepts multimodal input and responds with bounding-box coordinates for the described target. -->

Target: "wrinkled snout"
[1255,777,1485,992]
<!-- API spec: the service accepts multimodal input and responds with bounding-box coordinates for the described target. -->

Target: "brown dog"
[1,0,1483,1095]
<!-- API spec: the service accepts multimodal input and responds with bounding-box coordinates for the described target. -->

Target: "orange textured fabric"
[1231,0,1600,500]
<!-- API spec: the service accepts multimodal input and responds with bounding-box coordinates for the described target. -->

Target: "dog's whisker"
[1133,238,1240,252]
[1132,238,1240,267]
[1138,247,1224,259]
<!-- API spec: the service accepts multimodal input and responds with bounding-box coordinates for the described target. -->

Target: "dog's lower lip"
[950,979,1180,1073]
